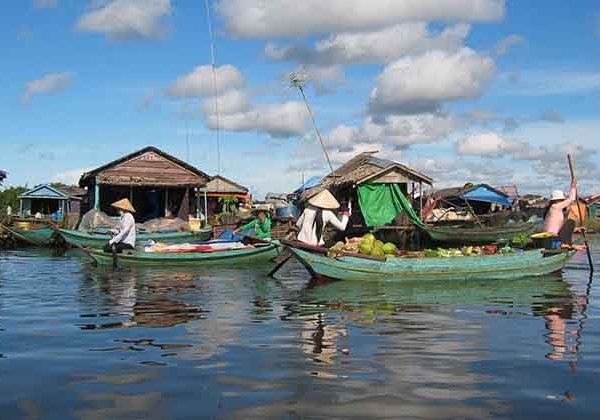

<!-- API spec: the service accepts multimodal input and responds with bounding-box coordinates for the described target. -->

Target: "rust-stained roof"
[79,146,211,187]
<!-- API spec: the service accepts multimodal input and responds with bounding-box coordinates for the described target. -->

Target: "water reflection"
[0,247,598,419]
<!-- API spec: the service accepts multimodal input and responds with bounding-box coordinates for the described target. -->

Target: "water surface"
[1,242,599,419]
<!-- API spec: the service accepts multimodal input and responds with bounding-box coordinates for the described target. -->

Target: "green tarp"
[357,183,425,227]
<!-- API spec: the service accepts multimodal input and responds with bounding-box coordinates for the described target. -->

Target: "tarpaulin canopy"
[294,176,322,193]
[463,186,512,207]
[358,183,424,227]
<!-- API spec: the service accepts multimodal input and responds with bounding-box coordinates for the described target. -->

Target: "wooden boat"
[283,241,575,282]
[83,241,279,266]
[57,227,213,249]
[423,221,536,244]
[0,222,56,246]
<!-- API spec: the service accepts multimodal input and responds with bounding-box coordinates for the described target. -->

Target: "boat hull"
[58,227,213,249]
[423,222,536,244]
[85,242,279,266]
[288,246,575,282]
[1,224,55,246]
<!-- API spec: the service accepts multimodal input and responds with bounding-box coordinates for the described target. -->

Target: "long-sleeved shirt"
[543,186,576,235]
[296,206,349,246]
[238,217,272,239]
[109,212,136,247]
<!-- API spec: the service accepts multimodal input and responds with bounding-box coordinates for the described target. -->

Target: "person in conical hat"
[543,178,577,243]
[296,189,351,246]
[103,198,136,253]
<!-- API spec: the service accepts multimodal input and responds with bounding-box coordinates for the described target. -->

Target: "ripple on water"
[0,243,600,419]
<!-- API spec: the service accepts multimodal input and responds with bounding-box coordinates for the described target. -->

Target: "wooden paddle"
[568,154,594,273]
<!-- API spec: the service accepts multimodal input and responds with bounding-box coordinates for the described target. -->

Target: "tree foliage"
[0,186,27,216]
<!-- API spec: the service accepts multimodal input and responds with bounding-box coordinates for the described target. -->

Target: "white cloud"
[75,0,172,40]
[456,132,521,156]
[166,65,245,98]
[265,23,470,65]
[203,100,309,138]
[21,72,74,105]
[33,0,57,9]
[368,48,495,115]
[218,0,505,38]
[200,89,250,115]
[53,168,91,185]
[493,34,524,56]
[326,113,460,151]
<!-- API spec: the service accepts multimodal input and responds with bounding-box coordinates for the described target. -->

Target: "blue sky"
[2,0,600,198]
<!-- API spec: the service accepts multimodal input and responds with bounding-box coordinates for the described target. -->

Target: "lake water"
[1,241,599,419]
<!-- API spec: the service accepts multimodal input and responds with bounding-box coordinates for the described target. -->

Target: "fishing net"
[142,217,189,233]
[78,209,118,232]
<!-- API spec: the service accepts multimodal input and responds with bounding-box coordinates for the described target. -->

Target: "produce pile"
[327,233,398,258]
[422,244,514,258]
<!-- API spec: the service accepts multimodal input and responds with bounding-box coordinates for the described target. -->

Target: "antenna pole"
[290,74,334,173]
[204,0,221,175]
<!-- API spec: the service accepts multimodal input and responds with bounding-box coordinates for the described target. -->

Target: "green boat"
[58,227,213,249]
[83,241,279,266]
[422,221,536,245]
[0,223,56,246]
[284,241,575,282]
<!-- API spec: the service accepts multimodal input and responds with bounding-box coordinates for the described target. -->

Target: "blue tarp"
[294,176,322,193]
[463,186,512,207]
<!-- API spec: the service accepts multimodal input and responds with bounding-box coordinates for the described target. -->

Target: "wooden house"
[301,152,433,242]
[203,175,250,218]
[79,146,211,222]
[18,184,85,221]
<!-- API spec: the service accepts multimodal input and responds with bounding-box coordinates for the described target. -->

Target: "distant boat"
[1,221,56,246]
[422,221,537,245]
[283,240,574,282]
[58,227,212,249]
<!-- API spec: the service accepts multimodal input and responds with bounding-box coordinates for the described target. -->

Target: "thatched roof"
[205,175,248,194]
[302,152,433,199]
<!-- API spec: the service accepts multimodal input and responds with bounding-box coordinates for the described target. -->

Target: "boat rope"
[204,0,221,175]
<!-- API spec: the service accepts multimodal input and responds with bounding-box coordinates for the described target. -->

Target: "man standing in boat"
[543,178,577,243]
[296,189,351,246]
[104,199,136,253]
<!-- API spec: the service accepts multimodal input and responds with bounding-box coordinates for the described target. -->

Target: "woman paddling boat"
[295,189,351,247]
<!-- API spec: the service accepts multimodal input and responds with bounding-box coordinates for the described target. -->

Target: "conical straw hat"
[308,190,340,210]
[111,198,136,213]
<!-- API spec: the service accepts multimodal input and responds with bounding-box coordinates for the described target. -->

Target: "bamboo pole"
[568,154,594,273]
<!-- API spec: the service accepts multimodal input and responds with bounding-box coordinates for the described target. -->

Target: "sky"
[2,0,600,198]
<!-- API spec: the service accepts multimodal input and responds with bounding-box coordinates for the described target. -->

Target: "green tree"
[0,186,27,217]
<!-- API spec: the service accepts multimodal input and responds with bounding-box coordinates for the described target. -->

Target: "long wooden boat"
[284,241,575,282]
[423,221,536,244]
[83,241,279,266]
[0,222,56,246]
[57,227,212,249]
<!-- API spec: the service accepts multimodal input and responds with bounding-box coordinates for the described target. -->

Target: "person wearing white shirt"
[296,189,351,247]
[103,198,137,253]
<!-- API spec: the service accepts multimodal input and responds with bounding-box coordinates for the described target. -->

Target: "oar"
[568,154,594,273]
[112,244,119,271]
[69,243,98,266]
[268,251,292,277]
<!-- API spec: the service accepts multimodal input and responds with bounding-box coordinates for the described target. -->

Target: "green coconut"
[382,242,397,255]
[362,233,376,244]
[371,247,385,257]
[359,240,373,255]
[373,240,384,249]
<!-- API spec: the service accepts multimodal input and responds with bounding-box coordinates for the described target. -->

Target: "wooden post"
[204,189,208,226]
[195,188,201,219]
[164,188,169,217]
[419,182,423,219]
[19,199,23,218]
[94,181,100,210]
[129,186,133,203]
